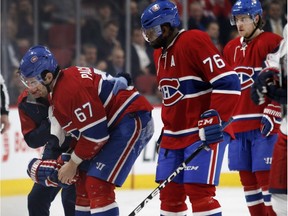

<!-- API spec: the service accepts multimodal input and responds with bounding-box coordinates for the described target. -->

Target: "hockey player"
[18,85,76,216]
[222,0,283,215]
[251,24,287,216]
[141,1,241,215]
[18,45,154,216]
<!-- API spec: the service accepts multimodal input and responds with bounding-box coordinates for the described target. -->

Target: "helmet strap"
[244,15,262,41]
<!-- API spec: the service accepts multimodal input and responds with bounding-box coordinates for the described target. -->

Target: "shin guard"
[256,171,276,216]
[240,171,266,216]
[159,182,187,215]
[186,183,221,215]
[86,176,119,216]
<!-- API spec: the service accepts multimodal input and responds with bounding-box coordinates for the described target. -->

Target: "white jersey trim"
[164,127,198,135]
[90,202,118,214]
[193,207,222,216]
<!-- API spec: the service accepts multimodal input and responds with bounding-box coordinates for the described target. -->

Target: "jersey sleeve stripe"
[82,134,109,143]
[210,71,238,83]
[108,92,140,127]
[79,116,107,132]
[164,126,198,136]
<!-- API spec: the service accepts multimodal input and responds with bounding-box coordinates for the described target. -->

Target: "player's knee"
[255,170,270,187]
[239,170,258,186]
[185,183,216,202]
[160,182,187,212]
[185,183,221,213]
[85,176,116,208]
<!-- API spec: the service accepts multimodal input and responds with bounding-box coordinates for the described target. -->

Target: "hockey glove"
[251,67,280,105]
[198,109,223,149]
[261,104,282,136]
[111,72,132,95]
[27,153,77,188]
[116,72,132,86]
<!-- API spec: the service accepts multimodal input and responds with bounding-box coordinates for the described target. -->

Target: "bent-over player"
[18,45,154,216]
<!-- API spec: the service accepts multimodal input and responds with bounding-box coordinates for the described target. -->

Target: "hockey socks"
[240,170,276,216]
[159,182,222,215]
[75,174,119,216]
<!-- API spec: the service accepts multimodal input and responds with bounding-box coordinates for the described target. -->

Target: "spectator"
[82,44,99,67]
[96,20,122,62]
[106,47,125,76]
[1,19,20,85]
[205,20,223,52]
[16,0,34,39]
[188,1,214,31]
[263,0,287,36]
[130,27,155,82]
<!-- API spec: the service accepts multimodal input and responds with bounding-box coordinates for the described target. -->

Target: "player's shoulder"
[261,31,283,40]
[182,29,210,41]
[178,29,211,50]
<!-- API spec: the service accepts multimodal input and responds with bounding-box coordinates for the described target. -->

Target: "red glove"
[261,104,282,136]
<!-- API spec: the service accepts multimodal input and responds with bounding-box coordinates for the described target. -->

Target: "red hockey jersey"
[50,66,153,160]
[154,29,241,149]
[223,32,282,133]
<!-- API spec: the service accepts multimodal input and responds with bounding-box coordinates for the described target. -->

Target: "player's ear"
[43,72,53,84]
[161,24,171,37]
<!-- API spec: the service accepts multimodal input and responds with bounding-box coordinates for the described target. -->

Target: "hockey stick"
[128,118,233,216]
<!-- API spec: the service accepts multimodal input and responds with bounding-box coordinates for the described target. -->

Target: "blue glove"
[110,72,132,95]
[251,67,280,105]
[27,153,77,188]
[198,109,223,147]
[261,104,282,136]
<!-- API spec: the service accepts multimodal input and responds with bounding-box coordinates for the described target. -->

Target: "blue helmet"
[141,0,180,30]
[232,0,262,17]
[19,45,58,80]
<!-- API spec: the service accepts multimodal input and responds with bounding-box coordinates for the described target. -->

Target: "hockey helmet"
[18,45,58,87]
[230,0,262,25]
[141,0,180,42]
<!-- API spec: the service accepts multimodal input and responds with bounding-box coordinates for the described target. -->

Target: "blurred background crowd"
[1,0,287,106]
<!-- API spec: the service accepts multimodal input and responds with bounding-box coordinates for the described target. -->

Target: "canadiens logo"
[151,4,160,12]
[160,78,183,106]
[234,66,261,90]
[30,55,38,63]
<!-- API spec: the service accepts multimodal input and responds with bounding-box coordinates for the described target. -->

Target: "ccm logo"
[198,118,214,127]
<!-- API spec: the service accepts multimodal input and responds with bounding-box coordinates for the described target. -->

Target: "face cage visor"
[20,74,42,89]
[230,15,256,26]
[142,25,163,43]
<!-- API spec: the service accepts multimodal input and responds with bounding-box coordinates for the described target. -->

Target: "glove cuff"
[71,152,83,165]
[28,158,42,183]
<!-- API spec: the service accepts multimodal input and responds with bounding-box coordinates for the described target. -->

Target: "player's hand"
[198,109,223,149]
[261,104,282,136]
[27,158,71,188]
[251,67,279,105]
[58,159,79,185]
